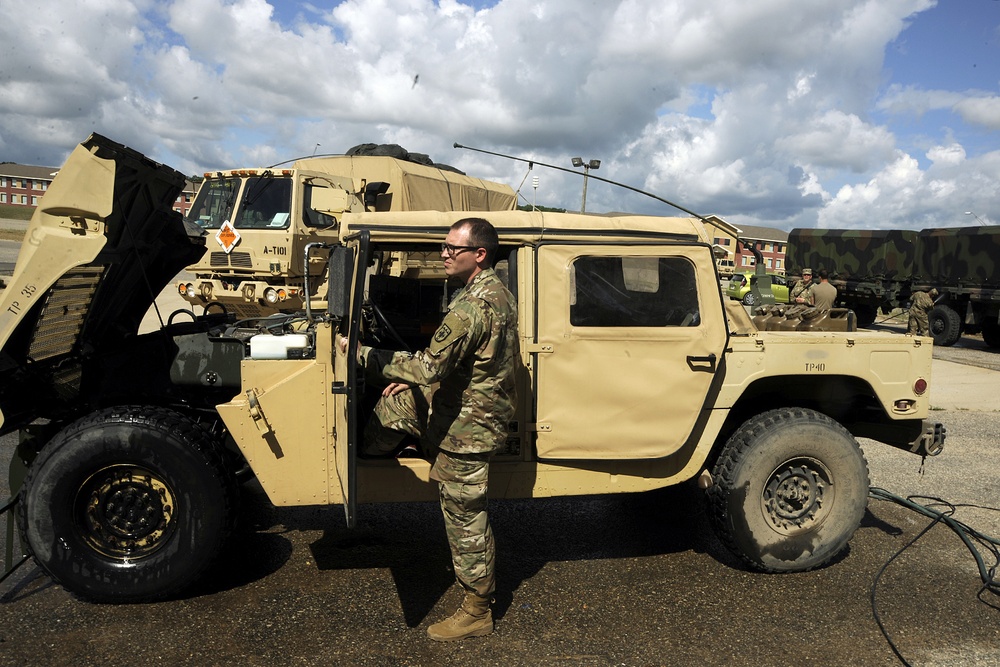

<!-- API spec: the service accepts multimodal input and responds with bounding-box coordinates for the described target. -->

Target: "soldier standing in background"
[341,217,518,642]
[811,269,838,311]
[791,268,814,305]
[908,288,938,336]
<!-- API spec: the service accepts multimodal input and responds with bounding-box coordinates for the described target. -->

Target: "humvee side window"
[570,255,699,327]
[235,177,292,229]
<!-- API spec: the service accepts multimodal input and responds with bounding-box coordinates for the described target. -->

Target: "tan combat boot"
[426,591,493,641]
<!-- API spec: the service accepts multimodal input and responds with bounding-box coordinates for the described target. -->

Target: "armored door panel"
[533,244,727,460]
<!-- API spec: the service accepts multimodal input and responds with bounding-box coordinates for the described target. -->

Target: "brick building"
[0,162,196,216]
[708,222,788,276]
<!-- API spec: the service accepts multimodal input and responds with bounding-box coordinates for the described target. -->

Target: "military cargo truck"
[787,226,1000,347]
[179,145,516,319]
[3,135,944,603]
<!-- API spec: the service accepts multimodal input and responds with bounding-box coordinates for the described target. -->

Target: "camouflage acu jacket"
[361,268,518,455]
[910,290,934,315]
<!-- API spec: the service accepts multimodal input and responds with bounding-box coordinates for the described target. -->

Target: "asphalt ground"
[1,220,998,666]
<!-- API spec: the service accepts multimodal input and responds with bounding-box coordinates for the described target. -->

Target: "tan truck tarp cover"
[293,156,516,212]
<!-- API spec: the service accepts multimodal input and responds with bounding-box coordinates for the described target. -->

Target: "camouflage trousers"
[908,312,929,336]
[364,387,496,598]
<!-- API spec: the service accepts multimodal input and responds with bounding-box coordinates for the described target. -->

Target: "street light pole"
[571,157,601,213]
[965,211,988,226]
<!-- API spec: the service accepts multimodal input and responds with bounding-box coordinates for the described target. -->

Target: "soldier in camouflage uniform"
[353,217,518,642]
[790,268,814,305]
[908,288,938,335]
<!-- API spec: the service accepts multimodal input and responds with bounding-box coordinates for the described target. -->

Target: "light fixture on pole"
[313,143,321,156]
[571,157,601,213]
[965,211,987,226]
[532,176,539,211]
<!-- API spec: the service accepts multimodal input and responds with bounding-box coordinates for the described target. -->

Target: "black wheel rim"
[75,465,177,560]
[761,457,833,535]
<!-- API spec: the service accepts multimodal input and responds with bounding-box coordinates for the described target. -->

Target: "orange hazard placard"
[216,220,241,254]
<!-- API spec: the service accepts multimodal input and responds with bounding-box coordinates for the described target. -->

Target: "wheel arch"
[704,373,891,471]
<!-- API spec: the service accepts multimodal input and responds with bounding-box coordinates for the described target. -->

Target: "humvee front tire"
[708,408,869,573]
[18,406,237,603]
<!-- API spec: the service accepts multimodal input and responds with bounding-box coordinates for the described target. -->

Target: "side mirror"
[363,181,390,209]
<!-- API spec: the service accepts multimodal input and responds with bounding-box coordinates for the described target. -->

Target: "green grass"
[0,203,35,221]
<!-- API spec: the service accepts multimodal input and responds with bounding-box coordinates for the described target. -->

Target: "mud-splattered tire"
[707,408,869,573]
[17,406,237,603]
[930,305,961,347]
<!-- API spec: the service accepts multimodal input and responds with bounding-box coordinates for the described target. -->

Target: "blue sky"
[0,0,997,231]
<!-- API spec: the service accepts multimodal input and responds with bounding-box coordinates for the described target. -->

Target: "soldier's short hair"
[817,269,829,280]
[454,217,499,266]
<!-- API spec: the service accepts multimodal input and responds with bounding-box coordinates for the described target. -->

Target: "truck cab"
[180,155,516,318]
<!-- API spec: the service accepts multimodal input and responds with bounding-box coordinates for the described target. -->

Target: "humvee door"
[331,231,370,527]
[532,243,727,459]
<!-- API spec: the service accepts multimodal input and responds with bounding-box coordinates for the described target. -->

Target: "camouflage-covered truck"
[3,135,944,603]
[179,144,516,319]
[787,227,1000,348]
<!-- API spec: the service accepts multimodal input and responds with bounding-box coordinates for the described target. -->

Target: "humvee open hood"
[0,134,205,431]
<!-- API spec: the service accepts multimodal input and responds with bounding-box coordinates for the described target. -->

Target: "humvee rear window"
[570,256,699,327]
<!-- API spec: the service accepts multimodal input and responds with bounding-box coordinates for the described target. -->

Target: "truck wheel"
[707,408,869,573]
[929,305,961,346]
[742,292,758,306]
[17,406,237,603]
[981,321,1000,349]
[852,304,877,328]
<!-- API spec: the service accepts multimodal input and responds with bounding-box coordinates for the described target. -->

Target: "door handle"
[686,353,717,371]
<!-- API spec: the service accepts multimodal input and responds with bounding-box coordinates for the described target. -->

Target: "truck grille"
[209,251,253,268]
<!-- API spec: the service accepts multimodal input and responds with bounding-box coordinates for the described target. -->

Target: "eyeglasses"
[441,243,481,256]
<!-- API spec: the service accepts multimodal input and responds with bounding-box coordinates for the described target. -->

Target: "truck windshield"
[187,177,240,230]
[234,176,292,229]
[187,176,293,230]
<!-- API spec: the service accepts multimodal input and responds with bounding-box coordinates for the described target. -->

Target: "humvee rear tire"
[18,406,237,603]
[707,408,869,573]
[929,304,961,347]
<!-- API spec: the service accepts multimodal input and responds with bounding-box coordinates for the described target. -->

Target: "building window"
[0,177,5,187]
[20,195,27,204]
[766,258,772,268]
[13,179,22,189]
[31,196,38,205]
[0,194,5,203]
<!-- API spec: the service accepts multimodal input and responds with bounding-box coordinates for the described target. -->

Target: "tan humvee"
[178,150,516,319]
[3,135,944,603]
